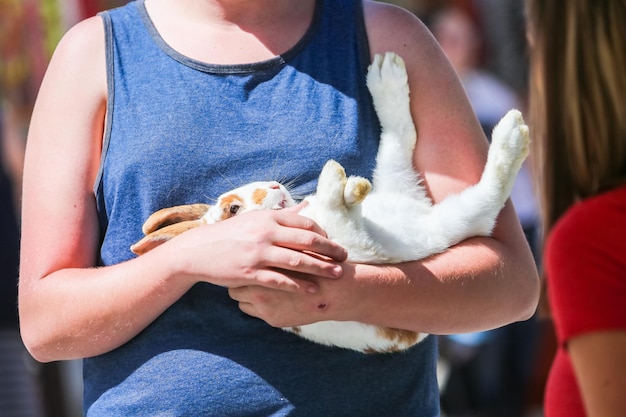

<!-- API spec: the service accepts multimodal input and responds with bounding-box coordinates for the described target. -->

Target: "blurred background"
[0,0,553,416]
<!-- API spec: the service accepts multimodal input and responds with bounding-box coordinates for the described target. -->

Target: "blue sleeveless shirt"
[89,0,439,415]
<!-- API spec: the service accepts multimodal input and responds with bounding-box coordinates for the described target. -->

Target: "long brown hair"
[526,0,626,238]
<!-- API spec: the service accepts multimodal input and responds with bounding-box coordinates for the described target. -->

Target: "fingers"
[228,284,325,327]
[222,209,345,281]
[272,210,348,263]
[234,269,320,294]
[262,245,344,282]
[174,209,347,294]
[279,203,325,235]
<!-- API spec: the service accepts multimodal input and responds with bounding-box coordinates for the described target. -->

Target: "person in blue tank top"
[19,1,540,415]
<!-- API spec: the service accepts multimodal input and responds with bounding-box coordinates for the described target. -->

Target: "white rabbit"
[131,52,530,353]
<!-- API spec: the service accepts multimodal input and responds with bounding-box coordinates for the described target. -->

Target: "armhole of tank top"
[354,0,372,76]
[354,0,378,127]
[93,11,115,197]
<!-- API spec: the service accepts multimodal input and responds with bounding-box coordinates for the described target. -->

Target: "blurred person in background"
[474,0,528,100]
[526,1,626,416]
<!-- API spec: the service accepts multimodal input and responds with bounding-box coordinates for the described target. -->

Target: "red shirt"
[544,186,626,417]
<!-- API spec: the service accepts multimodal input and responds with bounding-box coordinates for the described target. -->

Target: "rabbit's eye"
[229,204,241,215]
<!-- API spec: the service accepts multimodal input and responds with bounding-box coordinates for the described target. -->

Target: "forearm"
[337,206,540,334]
[569,331,626,417]
[19,245,191,362]
[351,241,535,334]
[19,209,347,362]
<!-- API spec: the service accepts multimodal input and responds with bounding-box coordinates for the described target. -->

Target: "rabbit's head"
[131,181,295,255]
[202,181,296,224]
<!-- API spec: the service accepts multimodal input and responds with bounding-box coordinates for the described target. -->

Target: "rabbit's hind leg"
[483,109,530,197]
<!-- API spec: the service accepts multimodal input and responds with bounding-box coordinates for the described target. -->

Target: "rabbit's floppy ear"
[141,203,211,234]
[131,219,203,255]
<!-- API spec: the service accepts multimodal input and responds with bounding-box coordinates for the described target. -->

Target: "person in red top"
[525,1,626,416]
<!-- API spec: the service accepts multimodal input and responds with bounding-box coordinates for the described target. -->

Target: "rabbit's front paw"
[316,160,349,209]
[344,176,372,207]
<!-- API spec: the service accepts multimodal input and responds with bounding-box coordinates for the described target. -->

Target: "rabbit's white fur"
[285,53,530,352]
[133,52,530,353]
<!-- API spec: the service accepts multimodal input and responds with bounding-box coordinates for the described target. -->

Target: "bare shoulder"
[29,15,107,163]
[362,1,440,62]
[56,15,105,54]
[46,16,107,97]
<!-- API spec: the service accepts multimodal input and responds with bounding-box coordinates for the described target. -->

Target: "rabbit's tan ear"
[141,204,211,235]
[131,220,203,255]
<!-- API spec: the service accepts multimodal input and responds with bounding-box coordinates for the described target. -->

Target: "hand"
[228,263,360,328]
[172,204,347,293]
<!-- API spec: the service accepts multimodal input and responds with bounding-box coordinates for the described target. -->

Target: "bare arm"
[569,331,626,417]
[18,17,346,362]
[18,17,189,362]
[232,2,539,334]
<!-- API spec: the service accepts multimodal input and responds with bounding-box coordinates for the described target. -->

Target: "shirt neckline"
[136,0,322,74]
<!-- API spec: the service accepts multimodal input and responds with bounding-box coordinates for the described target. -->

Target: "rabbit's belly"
[284,320,429,353]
